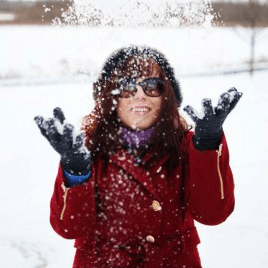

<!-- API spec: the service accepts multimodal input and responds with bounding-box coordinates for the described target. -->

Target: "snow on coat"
[50,131,234,268]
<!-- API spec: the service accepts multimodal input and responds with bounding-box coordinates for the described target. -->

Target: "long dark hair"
[82,53,190,167]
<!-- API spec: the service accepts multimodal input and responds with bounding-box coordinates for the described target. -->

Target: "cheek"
[153,98,163,112]
[117,99,129,120]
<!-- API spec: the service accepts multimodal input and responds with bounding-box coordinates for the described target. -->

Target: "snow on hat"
[93,45,182,106]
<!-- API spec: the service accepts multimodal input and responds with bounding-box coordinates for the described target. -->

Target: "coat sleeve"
[184,131,235,225]
[50,163,97,239]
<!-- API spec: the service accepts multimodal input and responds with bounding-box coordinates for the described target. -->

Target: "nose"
[133,85,146,100]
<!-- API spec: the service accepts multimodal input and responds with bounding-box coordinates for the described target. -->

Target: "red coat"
[50,131,235,268]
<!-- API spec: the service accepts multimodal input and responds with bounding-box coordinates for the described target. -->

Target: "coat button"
[146,235,155,243]
[152,200,162,211]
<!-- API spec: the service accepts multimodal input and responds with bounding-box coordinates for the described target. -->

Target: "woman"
[34,46,242,268]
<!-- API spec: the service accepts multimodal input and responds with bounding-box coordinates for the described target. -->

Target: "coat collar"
[110,148,170,200]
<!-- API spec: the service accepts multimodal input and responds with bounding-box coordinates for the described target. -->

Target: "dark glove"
[34,107,91,173]
[183,87,243,150]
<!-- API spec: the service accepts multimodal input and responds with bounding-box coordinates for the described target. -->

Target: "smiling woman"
[34,45,242,268]
[84,47,184,164]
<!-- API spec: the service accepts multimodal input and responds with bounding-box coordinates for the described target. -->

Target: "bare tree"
[242,0,268,75]
[212,0,268,75]
[235,0,268,75]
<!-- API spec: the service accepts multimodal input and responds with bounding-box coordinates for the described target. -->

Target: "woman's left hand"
[183,87,243,150]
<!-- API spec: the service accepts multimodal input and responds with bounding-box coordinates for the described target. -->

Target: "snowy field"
[0,26,268,268]
[1,26,268,80]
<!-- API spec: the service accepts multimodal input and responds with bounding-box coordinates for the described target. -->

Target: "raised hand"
[34,107,91,173]
[183,87,243,150]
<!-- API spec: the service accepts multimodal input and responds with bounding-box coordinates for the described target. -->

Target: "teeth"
[133,107,149,112]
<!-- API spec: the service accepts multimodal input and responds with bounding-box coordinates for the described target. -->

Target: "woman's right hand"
[34,107,91,173]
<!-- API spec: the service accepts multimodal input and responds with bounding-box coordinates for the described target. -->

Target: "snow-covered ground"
[1,26,268,80]
[0,26,268,268]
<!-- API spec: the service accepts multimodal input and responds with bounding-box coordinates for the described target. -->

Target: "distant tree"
[243,0,268,75]
[233,0,268,75]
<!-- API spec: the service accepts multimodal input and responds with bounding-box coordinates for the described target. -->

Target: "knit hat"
[93,45,182,106]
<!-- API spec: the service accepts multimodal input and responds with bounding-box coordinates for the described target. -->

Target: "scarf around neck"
[120,126,154,150]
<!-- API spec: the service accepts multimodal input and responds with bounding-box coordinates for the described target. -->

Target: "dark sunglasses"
[117,77,165,98]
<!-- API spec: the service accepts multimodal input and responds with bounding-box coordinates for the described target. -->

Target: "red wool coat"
[50,131,235,268]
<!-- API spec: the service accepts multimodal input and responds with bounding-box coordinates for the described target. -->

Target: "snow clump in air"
[52,0,218,28]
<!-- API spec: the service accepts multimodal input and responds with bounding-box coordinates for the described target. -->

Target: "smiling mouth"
[130,107,151,115]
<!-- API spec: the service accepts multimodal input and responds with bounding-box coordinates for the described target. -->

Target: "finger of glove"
[45,118,61,144]
[34,116,49,139]
[202,98,214,116]
[228,87,237,94]
[215,92,231,115]
[183,105,199,123]
[229,91,243,112]
[53,107,65,124]
[61,123,74,149]
[73,133,85,152]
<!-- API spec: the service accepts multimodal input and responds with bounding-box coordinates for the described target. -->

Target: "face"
[117,75,163,130]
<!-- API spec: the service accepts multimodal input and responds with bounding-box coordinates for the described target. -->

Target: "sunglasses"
[117,77,165,98]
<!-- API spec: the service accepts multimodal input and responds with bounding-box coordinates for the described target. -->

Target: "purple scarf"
[120,126,154,149]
